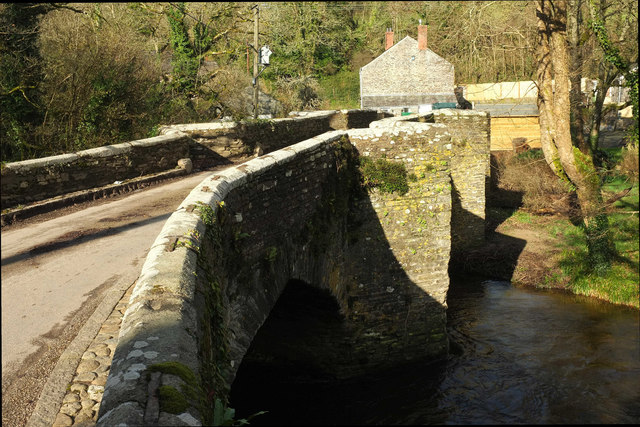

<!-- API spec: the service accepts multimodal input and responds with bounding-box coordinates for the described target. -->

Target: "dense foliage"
[0,1,636,163]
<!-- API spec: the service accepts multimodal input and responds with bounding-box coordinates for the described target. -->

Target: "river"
[230,276,640,424]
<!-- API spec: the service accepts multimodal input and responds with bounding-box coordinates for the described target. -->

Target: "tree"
[567,0,589,153]
[263,2,359,79]
[161,2,251,119]
[536,0,616,273]
[0,3,50,161]
[587,0,638,149]
[37,3,164,152]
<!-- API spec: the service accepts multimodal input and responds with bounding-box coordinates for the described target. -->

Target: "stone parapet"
[1,111,384,216]
[1,134,190,210]
[160,111,382,170]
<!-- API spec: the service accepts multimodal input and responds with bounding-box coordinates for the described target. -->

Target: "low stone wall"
[1,134,190,210]
[1,110,383,213]
[159,110,382,170]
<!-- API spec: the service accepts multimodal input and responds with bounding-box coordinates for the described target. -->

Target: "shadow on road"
[1,213,171,267]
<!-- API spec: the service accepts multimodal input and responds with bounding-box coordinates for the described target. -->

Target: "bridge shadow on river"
[227,183,528,425]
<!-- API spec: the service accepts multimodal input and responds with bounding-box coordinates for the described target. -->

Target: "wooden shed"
[490,115,541,151]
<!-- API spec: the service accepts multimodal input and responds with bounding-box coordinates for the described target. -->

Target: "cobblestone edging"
[52,284,135,427]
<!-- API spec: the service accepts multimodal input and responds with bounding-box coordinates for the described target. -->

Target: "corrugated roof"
[473,103,539,116]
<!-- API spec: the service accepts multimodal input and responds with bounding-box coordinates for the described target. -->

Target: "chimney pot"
[418,24,428,51]
[385,29,394,50]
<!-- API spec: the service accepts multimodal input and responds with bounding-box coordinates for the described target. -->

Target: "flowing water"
[230,277,640,424]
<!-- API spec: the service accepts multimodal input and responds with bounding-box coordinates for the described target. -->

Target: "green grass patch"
[317,69,360,110]
[544,182,639,308]
[359,157,409,195]
[510,210,533,224]
[602,172,636,193]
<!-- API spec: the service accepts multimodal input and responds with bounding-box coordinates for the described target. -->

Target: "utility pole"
[253,4,259,119]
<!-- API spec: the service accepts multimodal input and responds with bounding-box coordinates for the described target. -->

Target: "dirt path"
[1,168,225,427]
[492,217,565,288]
[453,210,566,290]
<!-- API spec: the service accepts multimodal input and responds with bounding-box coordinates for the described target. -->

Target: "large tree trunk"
[568,0,589,153]
[536,1,565,177]
[536,0,616,272]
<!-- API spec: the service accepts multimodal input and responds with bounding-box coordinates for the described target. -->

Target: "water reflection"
[440,278,640,424]
[231,277,640,424]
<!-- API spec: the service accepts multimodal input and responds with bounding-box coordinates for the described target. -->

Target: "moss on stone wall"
[191,200,234,425]
[359,157,409,195]
[147,361,204,418]
[157,385,191,414]
[303,136,363,255]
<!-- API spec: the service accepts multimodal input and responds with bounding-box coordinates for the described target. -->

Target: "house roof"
[360,36,451,72]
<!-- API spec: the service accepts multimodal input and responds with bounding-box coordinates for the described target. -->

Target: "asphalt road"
[1,169,219,427]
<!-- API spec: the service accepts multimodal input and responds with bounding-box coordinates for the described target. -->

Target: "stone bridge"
[94,110,488,425]
[3,110,489,426]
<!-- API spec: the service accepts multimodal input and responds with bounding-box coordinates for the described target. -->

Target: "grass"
[541,178,639,308]
[491,144,638,307]
[510,210,533,224]
[317,69,360,110]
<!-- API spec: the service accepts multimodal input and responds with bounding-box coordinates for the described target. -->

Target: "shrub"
[491,149,572,212]
[38,6,162,154]
[317,69,360,110]
[269,75,321,114]
[619,142,639,182]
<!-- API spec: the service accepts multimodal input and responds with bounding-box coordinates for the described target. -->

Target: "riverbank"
[456,152,639,309]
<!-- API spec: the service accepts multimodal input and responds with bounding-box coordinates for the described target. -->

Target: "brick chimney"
[385,28,394,50]
[417,21,428,51]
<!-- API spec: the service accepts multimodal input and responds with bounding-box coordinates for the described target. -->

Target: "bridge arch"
[97,111,490,425]
[234,279,347,382]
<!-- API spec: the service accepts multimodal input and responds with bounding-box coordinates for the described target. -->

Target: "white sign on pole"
[260,45,272,65]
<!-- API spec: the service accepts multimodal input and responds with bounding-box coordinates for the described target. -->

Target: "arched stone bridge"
[96,110,490,425]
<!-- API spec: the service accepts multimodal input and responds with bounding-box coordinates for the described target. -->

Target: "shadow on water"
[229,279,449,425]
[441,277,640,425]
[227,168,451,424]
[231,274,640,425]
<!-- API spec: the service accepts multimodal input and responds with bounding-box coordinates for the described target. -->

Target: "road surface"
[1,169,220,427]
